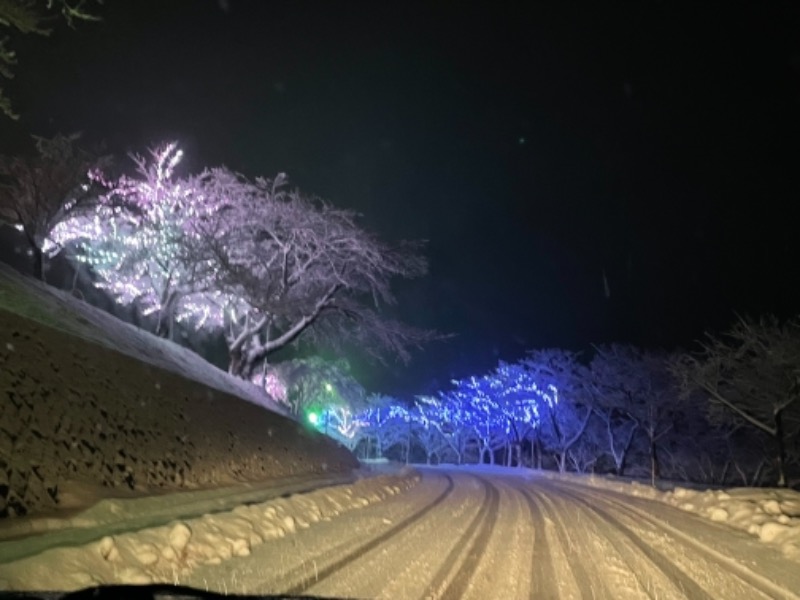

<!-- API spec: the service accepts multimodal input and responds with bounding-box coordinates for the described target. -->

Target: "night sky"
[2,1,799,396]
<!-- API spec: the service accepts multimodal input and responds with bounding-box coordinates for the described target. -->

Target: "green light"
[324,383,333,393]
[307,412,320,425]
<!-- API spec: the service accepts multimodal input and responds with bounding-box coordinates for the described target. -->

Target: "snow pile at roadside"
[663,486,800,559]
[0,263,281,412]
[0,468,420,592]
[531,469,800,560]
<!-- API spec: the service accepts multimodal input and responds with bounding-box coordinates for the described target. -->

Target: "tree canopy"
[0,0,101,119]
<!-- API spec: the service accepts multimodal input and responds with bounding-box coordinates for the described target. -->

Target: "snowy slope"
[0,262,358,522]
[0,263,279,412]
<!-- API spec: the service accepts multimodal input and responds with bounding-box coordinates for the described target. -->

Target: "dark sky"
[2,1,799,396]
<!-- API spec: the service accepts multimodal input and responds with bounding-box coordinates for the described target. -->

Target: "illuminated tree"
[187,167,436,376]
[0,0,101,119]
[257,357,364,419]
[490,361,544,466]
[413,395,473,464]
[358,396,413,460]
[0,133,105,280]
[411,419,450,464]
[673,315,800,487]
[48,142,220,337]
[51,143,436,368]
[522,349,593,472]
[441,375,509,464]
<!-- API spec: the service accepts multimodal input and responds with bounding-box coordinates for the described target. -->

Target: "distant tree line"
[319,323,798,488]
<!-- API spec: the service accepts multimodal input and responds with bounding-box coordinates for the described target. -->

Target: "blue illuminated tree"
[411,414,451,464]
[413,395,473,464]
[358,396,413,460]
[490,362,544,467]
[440,375,509,464]
[522,349,593,473]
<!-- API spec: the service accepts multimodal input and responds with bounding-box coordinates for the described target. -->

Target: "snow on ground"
[525,467,800,561]
[0,263,282,412]
[0,467,419,592]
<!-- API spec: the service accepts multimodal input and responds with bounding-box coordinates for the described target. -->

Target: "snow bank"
[663,486,800,559]
[0,468,419,592]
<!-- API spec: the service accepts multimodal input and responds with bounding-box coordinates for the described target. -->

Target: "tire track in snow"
[552,481,799,600]
[518,487,559,599]
[430,475,501,600]
[530,482,687,599]
[550,483,735,600]
[525,485,609,599]
[280,473,455,595]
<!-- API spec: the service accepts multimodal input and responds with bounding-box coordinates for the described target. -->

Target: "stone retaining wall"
[0,312,357,518]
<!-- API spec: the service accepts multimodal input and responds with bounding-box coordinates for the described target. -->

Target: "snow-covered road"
[184,468,800,599]
[3,467,800,599]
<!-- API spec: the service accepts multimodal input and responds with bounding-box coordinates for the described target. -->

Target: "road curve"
[183,467,800,599]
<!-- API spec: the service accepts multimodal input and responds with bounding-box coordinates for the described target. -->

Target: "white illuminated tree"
[52,143,436,373]
[49,142,223,337]
[187,167,436,376]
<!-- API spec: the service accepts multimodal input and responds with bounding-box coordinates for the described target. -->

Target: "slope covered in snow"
[0,263,278,412]
[0,262,358,521]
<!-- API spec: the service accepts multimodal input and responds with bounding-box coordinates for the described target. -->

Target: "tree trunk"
[774,409,788,487]
[228,349,245,377]
[557,452,566,473]
[532,437,542,470]
[650,437,659,487]
[31,244,44,282]
[155,313,171,338]
[71,264,81,294]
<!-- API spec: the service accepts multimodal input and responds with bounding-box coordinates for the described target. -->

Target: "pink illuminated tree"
[49,142,223,337]
[54,143,436,373]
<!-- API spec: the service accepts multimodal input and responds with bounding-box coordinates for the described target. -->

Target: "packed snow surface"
[2,465,799,599]
[532,468,800,560]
